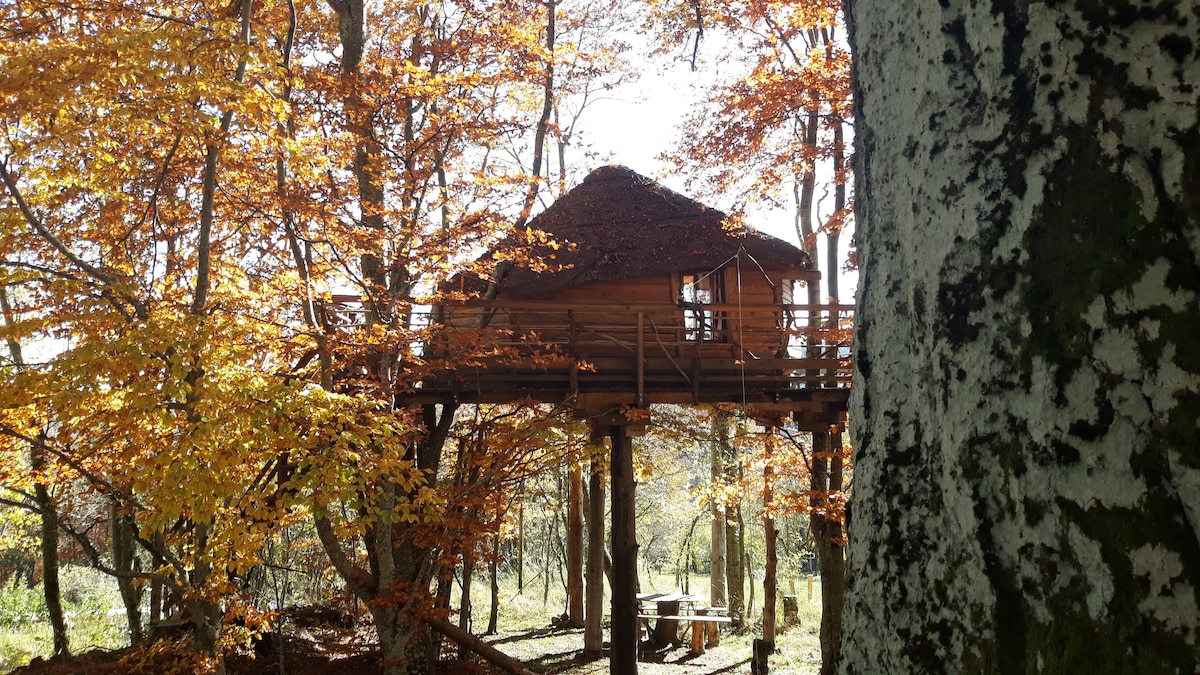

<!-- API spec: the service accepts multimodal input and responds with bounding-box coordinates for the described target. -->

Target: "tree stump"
[783,595,799,625]
[750,638,775,675]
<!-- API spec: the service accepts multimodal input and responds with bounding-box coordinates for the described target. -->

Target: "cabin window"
[681,273,723,341]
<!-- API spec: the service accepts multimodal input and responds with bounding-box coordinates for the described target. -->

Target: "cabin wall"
[721,265,796,360]
[439,268,810,363]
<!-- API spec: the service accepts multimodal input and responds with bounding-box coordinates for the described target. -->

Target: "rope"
[687,252,742,288]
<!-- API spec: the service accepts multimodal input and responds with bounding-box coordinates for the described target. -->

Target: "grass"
[2,564,828,675]
[0,566,130,673]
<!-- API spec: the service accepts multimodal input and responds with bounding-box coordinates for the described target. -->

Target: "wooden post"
[584,454,605,655]
[690,609,709,655]
[610,424,638,675]
[636,311,645,406]
[567,464,584,628]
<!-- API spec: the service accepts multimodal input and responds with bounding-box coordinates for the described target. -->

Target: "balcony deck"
[402,299,853,430]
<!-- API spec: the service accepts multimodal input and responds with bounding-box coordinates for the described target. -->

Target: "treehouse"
[414,165,852,431]
[390,166,853,674]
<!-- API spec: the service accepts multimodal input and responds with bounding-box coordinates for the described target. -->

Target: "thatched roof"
[495,166,813,299]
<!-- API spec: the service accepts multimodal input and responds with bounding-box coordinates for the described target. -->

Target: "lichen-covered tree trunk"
[844,1,1200,672]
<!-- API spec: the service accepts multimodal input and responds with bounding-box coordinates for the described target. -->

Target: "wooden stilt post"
[584,450,605,655]
[567,463,584,628]
[610,424,638,675]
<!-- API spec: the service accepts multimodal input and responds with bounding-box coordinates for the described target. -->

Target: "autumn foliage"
[1,0,851,672]
[0,0,629,669]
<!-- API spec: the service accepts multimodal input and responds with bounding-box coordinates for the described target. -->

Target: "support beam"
[636,310,645,407]
[609,424,638,675]
[567,464,584,628]
[584,454,605,655]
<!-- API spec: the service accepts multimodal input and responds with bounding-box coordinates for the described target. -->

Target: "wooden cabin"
[415,166,851,431]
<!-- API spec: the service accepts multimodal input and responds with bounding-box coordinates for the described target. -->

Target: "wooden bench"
[636,594,733,654]
[683,612,732,655]
[636,612,732,655]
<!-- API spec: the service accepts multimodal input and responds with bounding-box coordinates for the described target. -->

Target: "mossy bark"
[844,0,1200,672]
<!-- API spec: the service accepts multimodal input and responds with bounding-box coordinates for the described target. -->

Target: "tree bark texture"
[845,1,1200,672]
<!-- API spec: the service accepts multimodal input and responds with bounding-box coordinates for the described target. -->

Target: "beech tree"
[844,1,1200,672]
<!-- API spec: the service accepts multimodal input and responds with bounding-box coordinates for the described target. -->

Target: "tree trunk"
[428,617,536,675]
[372,604,423,675]
[4,296,68,656]
[725,503,744,625]
[432,566,452,657]
[844,2,1200,672]
[112,502,143,644]
[36,481,68,657]
[542,513,552,607]
[807,430,845,675]
[487,537,500,636]
[516,499,525,592]
[743,513,754,618]
[763,462,777,644]
[459,547,475,657]
[584,456,605,656]
[609,425,638,675]
[148,533,166,627]
[709,414,727,610]
[567,464,584,627]
[188,524,225,675]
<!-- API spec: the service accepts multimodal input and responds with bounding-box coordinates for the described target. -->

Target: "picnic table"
[636,593,731,654]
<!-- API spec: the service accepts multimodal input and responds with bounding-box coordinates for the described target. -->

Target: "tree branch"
[314,512,378,597]
[0,159,118,286]
[193,0,254,314]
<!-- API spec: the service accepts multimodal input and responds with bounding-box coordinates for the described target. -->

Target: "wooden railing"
[421,300,853,407]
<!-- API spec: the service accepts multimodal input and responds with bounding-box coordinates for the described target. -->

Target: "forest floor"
[10,606,822,675]
[485,620,822,675]
[8,568,826,675]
